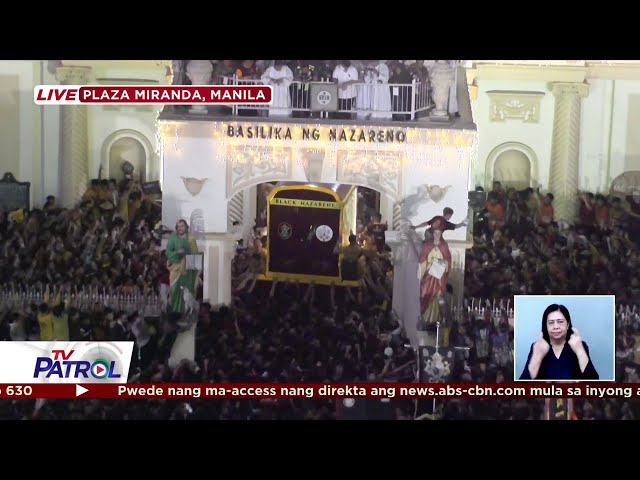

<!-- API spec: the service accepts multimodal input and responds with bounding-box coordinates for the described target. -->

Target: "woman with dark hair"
[519,304,598,380]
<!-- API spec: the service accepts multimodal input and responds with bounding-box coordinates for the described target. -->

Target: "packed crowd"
[0,176,639,420]
[0,180,411,420]
[0,177,165,293]
[449,181,640,420]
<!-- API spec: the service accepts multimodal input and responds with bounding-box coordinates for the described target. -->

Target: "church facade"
[2,59,640,312]
[465,60,640,222]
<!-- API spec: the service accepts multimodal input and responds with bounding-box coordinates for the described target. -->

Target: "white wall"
[0,61,41,207]
[403,141,473,242]
[474,79,555,190]
[162,122,229,233]
[608,80,640,182]
[579,78,611,193]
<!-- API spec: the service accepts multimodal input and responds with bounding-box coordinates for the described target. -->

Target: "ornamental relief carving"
[336,150,402,201]
[225,145,292,199]
[487,90,545,123]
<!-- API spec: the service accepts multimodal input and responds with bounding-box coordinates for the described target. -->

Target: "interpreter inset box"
[514,295,615,382]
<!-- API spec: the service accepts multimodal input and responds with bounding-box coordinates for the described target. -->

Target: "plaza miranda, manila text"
[33,85,273,105]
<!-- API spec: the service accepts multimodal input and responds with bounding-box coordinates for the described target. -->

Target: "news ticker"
[34,85,272,105]
[0,383,639,399]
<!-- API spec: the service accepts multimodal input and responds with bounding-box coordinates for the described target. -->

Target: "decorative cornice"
[467,61,640,83]
[61,60,170,69]
[486,90,545,123]
[471,64,587,83]
[586,63,640,80]
[471,60,586,67]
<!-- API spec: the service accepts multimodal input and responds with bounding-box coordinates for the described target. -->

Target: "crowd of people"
[452,181,640,419]
[171,60,458,120]
[0,173,639,419]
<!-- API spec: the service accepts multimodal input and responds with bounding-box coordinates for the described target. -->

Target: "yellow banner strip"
[270,197,340,209]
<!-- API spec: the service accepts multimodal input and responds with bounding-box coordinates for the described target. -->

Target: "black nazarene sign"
[268,187,341,278]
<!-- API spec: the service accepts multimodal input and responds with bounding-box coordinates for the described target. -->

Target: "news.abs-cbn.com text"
[118,384,639,399]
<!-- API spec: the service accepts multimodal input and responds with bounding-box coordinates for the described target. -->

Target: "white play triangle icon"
[76,385,89,397]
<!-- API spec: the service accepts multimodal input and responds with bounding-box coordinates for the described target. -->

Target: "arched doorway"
[493,150,531,190]
[108,137,146,183]
[102,129,155,183]
[485,142,538,190]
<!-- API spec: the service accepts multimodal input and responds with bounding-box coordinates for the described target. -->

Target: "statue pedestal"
[188,105,209,115]
[417,331,437,347]
[429,112,452,123]
[202,232,242,306]
[168,318,197,367]
[429,60,455,123]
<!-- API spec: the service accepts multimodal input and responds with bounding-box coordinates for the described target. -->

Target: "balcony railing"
[207,75,433,120]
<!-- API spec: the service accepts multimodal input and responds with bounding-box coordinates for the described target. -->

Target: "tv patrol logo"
[33,344,123,381]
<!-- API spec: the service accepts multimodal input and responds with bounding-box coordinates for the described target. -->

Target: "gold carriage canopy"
[262,181,358,286]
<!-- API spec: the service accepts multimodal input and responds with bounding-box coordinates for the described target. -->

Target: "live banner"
[0,382,638,399]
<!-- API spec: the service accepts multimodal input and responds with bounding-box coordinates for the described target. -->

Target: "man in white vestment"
[371,60,392,120]
[356,60,377,120]
[332,60,359,119]
[260,60,294,118]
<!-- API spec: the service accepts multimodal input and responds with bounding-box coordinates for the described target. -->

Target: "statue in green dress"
[166,219,200,314]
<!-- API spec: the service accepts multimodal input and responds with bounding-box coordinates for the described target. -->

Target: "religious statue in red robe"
[413,208,466,326]
[418,228,452,325]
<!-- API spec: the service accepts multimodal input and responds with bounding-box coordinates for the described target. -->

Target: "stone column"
[56,66,94,208]
[446,239,473,308]
[385,227,420,347]
[378,193,394,225]
[170,233,238,367]
[242,185,257,242]
[548,82,589,223]
[218,236,238,305]
[171,60,184,85]
[203,233,241,306]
